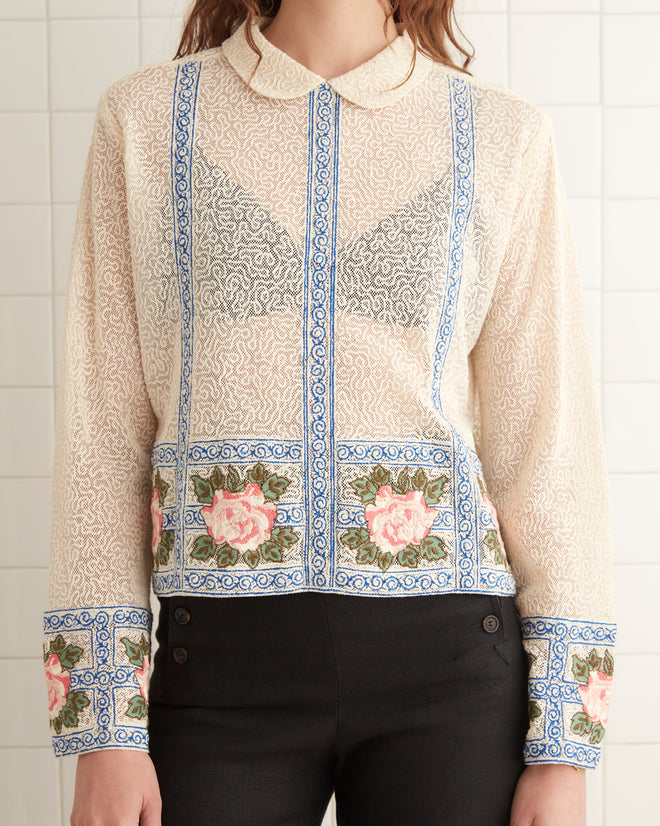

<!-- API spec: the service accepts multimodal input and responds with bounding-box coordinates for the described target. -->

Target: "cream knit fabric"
[43,16,616,767]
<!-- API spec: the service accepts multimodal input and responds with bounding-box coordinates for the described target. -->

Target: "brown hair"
[174,0,474,82]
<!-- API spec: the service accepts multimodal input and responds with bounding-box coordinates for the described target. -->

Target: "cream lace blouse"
[43,16,616,768]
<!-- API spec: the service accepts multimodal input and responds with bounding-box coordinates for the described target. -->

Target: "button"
[172,646,188,664]
[482,615,500,633]
[174,607,191,625]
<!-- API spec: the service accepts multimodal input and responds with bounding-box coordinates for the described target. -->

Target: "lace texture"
[44,16,616,766]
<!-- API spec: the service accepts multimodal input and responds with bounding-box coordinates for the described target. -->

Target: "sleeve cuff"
[43,606,152,757]
[521,616,617,769]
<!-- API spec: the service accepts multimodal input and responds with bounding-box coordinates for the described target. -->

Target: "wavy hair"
[174,0,474,82]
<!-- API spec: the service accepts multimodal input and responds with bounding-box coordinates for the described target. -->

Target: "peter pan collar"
[221,15,436,109]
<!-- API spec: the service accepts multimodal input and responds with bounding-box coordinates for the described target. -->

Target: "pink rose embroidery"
[151,487,163,553]
[482,490,504,547]
[135,656,149,702]
[201,483,277,552]
[45,653,71,721]
[365,485,438,555]
[578,670,612,727]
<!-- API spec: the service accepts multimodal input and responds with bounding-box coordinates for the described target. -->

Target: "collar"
[221,15,436,109]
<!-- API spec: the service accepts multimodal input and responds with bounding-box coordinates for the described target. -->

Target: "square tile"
[460,14,508,86]
[0,0,45,17]
[0,389,54,477]
[140,15,185,66]
[604,293,660,381]
[52,204,77,294]
[0,297,52,385]
[458,0,506,11]
[510,15,600,105]
[0,659,52,746]
[568,199,601,290]
[605,745,660,824]
[543,107,602,197]
[0,478,52,567]
[0,749,61,826]
[50,111,96,204]
[140,0,190,16]
[609,475,660,565]
[0,23,47,110]
[604,16,660,106]
[604,201,660,291]
[604,383,660,473]
[0,114,49,203]
[604,0,660,10]
[0,569,49,656]
[0,206,51,294]
[49,0,137,15]
[50,19,140,111]
[612,564,660,654]
[606,654,660,742]
[605,109,660,198]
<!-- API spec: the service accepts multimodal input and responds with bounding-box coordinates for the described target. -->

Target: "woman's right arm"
[43,86,160,819]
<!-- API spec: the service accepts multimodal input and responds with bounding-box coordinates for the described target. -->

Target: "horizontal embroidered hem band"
[43,606,152,757]
[522,617,617,769]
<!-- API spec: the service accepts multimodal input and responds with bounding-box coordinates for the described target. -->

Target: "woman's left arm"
[511,765,586,826]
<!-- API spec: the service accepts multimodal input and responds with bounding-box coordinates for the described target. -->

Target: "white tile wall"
[2,3,659,824]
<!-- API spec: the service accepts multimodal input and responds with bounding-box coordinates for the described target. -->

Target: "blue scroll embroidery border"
[522,617,617,768]
[43,606,152,756]
[170,60,202,590]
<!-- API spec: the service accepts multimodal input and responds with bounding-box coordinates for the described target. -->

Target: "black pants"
[148,591,529,826]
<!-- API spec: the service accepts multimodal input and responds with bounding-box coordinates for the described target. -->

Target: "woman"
[43,1,616,824]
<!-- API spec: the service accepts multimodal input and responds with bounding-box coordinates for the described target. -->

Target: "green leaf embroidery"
[67,691,90,712]
[156,530,174,567]
[120,637,145,669]
[410,468,428,491]
[191,534,216,562]
[424,477,448,505]
[526,651,537,671]
[378,552,393,571]
[226,465,247,493]
[210,465,225,492]
[52,717,62,734]
[260,541,283,563]
[126,695,148,720]
[570,711,593,737]
[419,536,447,561]
[350,477,378,505]
[139,634,150,657]
[270,526,299,548]
[60,705,79,728]
[397,546,419,568]
[602,649,614,677]
[49,635,66,656]
[370,464,391,487]
[339,527,370,549]
[154,469,169,506]
[261,474,290,501]
[244,549,260,569]
[484,529,505,565]
[590,723,605,745]
[191,474,214,504]
[356,542,378,565]
[586,649,602,673]
[571,655,590,685]
[528,701,542,722]
[216,543,239,567]
[247,463,268,485]
[391,467,410,495]
[58,644,83,671]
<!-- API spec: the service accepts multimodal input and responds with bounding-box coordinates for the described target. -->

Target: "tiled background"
[0,1,657,823]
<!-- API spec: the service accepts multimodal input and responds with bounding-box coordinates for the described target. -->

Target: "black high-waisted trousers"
[148,591,529,826]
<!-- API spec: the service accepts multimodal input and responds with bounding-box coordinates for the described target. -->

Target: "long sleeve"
[470,113,616,769]
[43,90,157,756]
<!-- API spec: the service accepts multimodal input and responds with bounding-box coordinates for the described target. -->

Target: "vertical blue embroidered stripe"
[170,60,202,588]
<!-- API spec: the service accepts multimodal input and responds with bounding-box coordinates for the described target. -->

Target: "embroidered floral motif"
[152,469,174,568]
[43,635,90,735]
[569,648,614,745]
[528,701,542,722]
[478,477,505,564]
[120,634,151,719]
[340,464,447,569]
[190,463,299,569]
